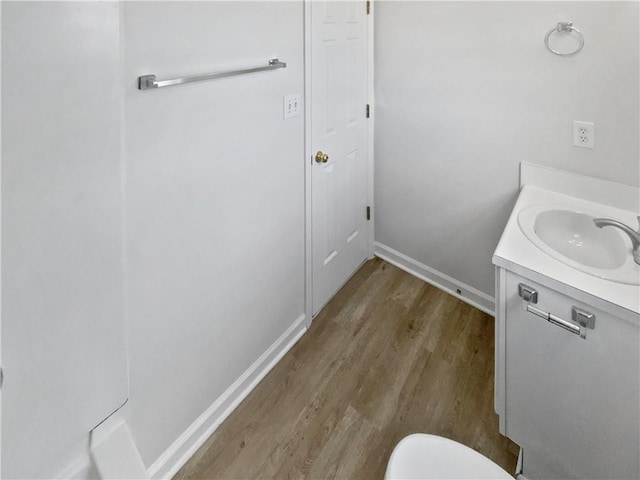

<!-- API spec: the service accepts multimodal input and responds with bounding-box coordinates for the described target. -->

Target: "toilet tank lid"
[385,434,513,480]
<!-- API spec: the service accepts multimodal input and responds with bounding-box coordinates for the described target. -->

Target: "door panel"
[311,1,369,315]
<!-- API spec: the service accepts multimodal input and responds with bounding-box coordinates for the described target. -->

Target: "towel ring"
[545,22,584,56]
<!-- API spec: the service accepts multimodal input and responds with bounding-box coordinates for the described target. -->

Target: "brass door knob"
[315,151,329,163]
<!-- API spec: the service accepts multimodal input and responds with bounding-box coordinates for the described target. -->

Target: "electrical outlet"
[283,94,301,119]
[573,121,594,149]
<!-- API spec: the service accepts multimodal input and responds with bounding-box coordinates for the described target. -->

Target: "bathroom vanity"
[493,164,640,479]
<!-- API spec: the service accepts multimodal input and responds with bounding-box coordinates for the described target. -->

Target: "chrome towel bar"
[138,58,286,90]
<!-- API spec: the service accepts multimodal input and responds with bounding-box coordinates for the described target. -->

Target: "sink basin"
[518,205,639,285]
[533,209,627,269]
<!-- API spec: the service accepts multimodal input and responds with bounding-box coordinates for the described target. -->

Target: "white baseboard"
[515,447,525,479]
[55,453,98,480]
[147,313,308,479]
[54,403,131,479]
[374,242,495,316]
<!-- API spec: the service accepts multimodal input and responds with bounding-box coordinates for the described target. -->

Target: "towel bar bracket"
[138,75,157,90]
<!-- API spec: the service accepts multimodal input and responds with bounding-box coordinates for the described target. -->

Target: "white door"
[310,1,370,315]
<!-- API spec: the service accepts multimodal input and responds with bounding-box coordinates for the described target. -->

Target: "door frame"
[303,0,375,325]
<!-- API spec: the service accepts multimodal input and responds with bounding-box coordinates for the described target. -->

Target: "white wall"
[1,2,306,476]
[1,2,127,478]
[374,1,640,300]
[122,1,306,471]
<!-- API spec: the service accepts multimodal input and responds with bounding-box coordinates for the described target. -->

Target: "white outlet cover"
[573,120,594,149]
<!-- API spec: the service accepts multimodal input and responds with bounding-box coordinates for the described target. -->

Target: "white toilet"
[385,434,513,479]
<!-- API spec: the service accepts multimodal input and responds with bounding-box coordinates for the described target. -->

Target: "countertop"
[493,185,640,318]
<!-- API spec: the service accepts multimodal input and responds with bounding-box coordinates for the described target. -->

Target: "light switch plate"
[284,94,301,119]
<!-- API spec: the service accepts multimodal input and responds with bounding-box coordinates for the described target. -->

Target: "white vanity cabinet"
[492,165,640,479]
[495,268,639,479]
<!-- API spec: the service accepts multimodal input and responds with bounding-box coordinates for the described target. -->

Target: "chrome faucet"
[593,216,640,265]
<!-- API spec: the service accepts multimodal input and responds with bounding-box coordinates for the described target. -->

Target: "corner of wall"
[147,314,307,479]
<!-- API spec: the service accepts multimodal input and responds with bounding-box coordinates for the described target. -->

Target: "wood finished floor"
[175,258,519,479]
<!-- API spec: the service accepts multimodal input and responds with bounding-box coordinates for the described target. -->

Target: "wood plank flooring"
[175,258,519,479]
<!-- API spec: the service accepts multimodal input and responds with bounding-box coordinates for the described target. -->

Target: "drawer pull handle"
[526,304,592,339]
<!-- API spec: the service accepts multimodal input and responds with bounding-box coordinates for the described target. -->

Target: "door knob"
[315,151,329,163]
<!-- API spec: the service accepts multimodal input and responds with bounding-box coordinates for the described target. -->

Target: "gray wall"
[3,1,639,477]
[1,3,127,477]
[122,1,306,469]
[374,1,640,298]
[1,2,306,477]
